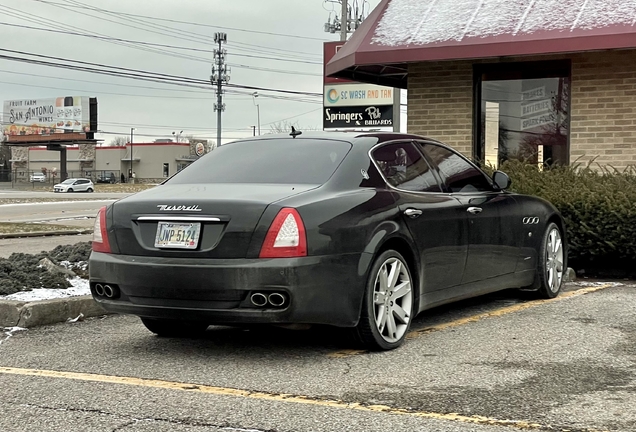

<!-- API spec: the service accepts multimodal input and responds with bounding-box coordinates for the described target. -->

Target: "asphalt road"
[1,282,634,432]
[0,234,93,258]
[0,200,115,224]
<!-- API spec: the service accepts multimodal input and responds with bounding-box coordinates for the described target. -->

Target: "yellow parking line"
[0,366,604,431]
[328,284,615,358]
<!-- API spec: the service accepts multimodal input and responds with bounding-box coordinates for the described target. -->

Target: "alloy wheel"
[372,257,413,343]
[545,228,564,292]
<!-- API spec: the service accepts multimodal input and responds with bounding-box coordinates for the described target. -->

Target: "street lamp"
[172,130,183,142]
[252,92,260,136]
[130,127,135,182]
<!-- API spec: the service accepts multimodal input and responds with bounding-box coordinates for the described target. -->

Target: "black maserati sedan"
[89,131,567,350]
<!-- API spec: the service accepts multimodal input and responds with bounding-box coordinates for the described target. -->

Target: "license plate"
[154,222,201,249]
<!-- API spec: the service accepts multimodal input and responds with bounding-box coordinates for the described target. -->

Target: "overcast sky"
[0,0,387,144]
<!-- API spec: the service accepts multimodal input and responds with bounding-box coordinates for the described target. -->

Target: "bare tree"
[268,121,317,134]
[106,136,128,147]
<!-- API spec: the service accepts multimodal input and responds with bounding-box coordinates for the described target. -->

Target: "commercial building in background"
[326,0,636,170]
[5,140,210,184]
[323,41,399,131]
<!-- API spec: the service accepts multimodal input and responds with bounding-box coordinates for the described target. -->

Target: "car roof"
[226,131,439,145]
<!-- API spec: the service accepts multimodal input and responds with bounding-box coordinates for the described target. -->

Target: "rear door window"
[168,139,352,185]
[371,142,442,192]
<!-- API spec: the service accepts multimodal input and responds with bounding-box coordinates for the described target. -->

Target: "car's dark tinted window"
[372,142,441,192]
[168,139,351,185]
[421,144,493,193]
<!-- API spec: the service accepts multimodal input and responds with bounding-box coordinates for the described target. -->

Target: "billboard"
[3,96,95,141]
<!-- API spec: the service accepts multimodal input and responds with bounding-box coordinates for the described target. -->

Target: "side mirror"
[493,171,511,190]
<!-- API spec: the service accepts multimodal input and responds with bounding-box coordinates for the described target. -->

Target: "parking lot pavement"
[0,282,634,432]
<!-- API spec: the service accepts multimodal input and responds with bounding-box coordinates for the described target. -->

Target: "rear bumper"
[89,252,369,327]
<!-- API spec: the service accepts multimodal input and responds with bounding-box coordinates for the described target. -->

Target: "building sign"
[3,96,93,138]
[323,41,397,131]
[521,99,551,117]
[324,84,393,107]
[195,142,205,157]
[520,86,555,131]
[324,105,393,129]
[521,113,555,131]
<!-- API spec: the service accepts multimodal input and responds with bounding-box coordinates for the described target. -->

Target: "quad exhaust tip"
[250,292,288,308]
[250,293,268,307]
[93,283,120,299]
[268,293,286,307]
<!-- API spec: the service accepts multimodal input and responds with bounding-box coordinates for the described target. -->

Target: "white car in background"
[53,178,94,193]
[29,172,46,182]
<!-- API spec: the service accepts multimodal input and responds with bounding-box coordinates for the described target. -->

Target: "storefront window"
[475,61,570,168]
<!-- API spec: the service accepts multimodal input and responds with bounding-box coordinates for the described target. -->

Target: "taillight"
[92,206,112,253]
[259,208,307,258]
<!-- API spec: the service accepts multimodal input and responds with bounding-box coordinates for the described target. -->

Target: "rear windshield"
[167,139,352,185]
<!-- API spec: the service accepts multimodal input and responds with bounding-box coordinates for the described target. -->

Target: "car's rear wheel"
[140,318,209,337]
[536,222,565,299]
[354,250,414,351]
[87,187,93,193]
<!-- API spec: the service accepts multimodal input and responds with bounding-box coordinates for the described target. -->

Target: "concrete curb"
[0,229,93,239]
[0,296,108,328]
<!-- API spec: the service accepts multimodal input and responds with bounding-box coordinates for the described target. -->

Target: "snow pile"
[3,277,90,301]
[0,242,91,296]
[372,0,636,46]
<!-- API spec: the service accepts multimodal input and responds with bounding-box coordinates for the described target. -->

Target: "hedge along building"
[326,0,636,170]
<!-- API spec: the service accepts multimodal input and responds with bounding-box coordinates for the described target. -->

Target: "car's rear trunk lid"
[110,183,316,258]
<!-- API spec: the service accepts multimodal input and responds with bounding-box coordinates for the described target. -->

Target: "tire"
[535,222,566,299]
[354,250,414,351]
[140,317,209,338]
[67,188,73,193]
[87,188,93,193]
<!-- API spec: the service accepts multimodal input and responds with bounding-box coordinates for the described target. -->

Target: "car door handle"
[467,207,483,215]
[404,208,422,218]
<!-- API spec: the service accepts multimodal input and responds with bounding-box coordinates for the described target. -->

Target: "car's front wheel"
[140,318,209,337]
[536,222,565,299]
[354,250,414,350]
[67,188,73,193]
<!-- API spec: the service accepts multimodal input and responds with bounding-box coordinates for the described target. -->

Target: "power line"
[0,4,212,64]
[0,17,323,71]
[32,0,329,41]
[33,0,324,65]
[0,48,323,97]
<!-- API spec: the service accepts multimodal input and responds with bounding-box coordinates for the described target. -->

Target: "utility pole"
[212,33,229,148]
[129,127,135,181]
[340,0,348,41]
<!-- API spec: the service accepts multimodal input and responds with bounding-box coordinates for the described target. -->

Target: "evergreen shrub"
[489,160,636,278]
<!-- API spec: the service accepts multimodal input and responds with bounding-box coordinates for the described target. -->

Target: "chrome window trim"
[136,216,221,222]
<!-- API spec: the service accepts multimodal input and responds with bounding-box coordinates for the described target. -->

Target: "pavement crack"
[3,401,273,432]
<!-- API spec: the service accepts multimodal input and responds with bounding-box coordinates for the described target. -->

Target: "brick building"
[326,0,636,170]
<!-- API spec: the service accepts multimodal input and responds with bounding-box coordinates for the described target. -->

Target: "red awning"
[326,0,636,88]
